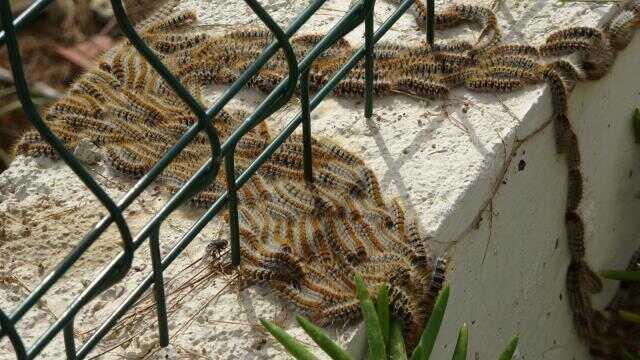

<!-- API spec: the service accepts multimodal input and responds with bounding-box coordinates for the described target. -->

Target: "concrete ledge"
[437,33,640,360]
[1,0,639,359]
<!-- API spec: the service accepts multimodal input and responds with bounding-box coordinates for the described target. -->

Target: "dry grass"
[0,0,165,172]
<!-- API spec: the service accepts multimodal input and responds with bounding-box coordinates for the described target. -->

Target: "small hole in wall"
[518,159,526,171]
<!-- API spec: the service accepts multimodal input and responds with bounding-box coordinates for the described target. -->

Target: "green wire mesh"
[0,0,432,358]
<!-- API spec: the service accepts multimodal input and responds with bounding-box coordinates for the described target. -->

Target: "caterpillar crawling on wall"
[13,0,640,356]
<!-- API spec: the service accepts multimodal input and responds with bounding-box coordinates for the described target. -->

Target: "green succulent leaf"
[260,318,318,360]
[451,323,468,360]
[261,280,522,360]
[295,316,353,360]
[601,270,640,282]
[497,336,519,360]
[354,274,387,360]
[619,310,640,324]
[410,285,450,360]
[389,319,408,360]
[377,284,391,350]
[620,348,640,360]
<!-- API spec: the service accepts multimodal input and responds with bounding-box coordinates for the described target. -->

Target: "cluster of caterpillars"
[13,0,640,356]
[14,1,445,349]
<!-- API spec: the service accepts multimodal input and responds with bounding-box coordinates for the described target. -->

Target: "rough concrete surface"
[441,34,640,360]
[1,0,639,359]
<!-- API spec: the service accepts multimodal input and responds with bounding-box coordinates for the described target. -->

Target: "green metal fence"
[0,0,432,358]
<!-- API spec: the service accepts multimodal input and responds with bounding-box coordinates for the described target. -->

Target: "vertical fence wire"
[224,149,242,265]
[63,321,76,360]
[109,0,222,215]
[426,0,435,46]
[0,0,421,357]
[225,0,300,266]
[364,0,376,118]
[301,68,314,182]
[0,2,135,357]
[149,226,170,347]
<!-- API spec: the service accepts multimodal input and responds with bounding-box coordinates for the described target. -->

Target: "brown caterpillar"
[313,299,361,326]
[464,76,524,92]
[141,9,198,33]
[394,76,450,98]
[484,44,540,58]
[546,27,604,44]
[539,39,597,57]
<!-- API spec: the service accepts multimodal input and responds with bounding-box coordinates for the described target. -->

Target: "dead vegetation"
[0,0,163,173]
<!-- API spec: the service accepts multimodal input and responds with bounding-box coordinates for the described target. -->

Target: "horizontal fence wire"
[0,0,429,358]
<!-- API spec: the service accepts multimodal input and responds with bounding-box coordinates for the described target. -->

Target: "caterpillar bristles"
[546,27,603,44]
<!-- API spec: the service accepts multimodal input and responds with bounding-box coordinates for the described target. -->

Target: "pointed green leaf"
[633,108,640,144]
[620,348,640,360]
[410,285,450,360]
[376,284,391,350]
[601,270,640,282]
[354,274,387,360]
[619,310,640,324]
[295,316,353,360]
[260,318,319,360]
[497,336,519,360]
[389,319,408,360]
[451,323,468,360]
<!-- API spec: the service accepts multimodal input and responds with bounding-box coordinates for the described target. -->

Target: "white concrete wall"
[432,35,640,360]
